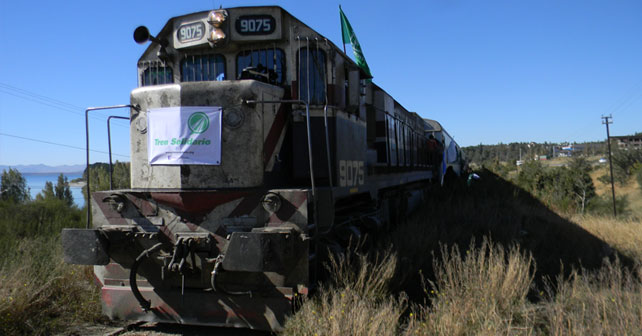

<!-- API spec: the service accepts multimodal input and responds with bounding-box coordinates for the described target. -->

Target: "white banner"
[147,106,222,165]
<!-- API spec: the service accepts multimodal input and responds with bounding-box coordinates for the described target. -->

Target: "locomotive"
[62,6,465,331]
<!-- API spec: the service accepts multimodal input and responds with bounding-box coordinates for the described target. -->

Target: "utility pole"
[602,114,617,217]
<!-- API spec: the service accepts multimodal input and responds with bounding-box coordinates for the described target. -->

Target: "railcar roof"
[423,118,443,132]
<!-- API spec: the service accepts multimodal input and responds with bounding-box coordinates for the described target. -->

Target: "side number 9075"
[177,22,205,42]
[339,160,364,187]
[235,15,276,35]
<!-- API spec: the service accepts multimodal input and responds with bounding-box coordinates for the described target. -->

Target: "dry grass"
[404,238,536,336]
[285,171,642,336]
[283,251,406,336]
[591,165,642,219]
[0,238,102,336]
[286,235,642,336]
[571,214,642,262]
[544,261,642,336]
[3,169,641,335]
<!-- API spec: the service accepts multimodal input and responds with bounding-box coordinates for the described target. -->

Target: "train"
[62,6,465,332]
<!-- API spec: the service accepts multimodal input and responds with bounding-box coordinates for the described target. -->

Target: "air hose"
[210,255,252,297]
[130,242,163,311]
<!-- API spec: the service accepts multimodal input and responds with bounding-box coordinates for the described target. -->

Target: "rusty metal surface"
[101,285,293,332]
[222,229,303,273]
[62,229,109,265]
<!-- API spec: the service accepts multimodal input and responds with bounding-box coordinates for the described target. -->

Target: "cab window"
[141,64,173,86]
[236,48,285,85]
[181,54,226,82]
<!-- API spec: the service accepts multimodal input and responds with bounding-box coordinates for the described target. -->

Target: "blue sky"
[1,0,641,166]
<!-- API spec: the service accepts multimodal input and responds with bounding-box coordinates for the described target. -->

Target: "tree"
[81,162,131,202]
[54,174,74,207]
[0,168,30,203]
[567,157,596,214]
[36,181,55,201]
[610,148,642,184]
[516,160,546,193]
[35,174,74,207]
[515,158,596,214]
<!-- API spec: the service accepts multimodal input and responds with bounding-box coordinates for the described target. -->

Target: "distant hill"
[0,164,85,174]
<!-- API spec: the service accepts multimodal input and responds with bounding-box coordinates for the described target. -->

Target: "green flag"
[339,6,372,78]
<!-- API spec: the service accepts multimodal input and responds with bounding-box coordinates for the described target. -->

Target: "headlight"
[208,28,226,43]
[208,10,228,27]
[223,108,244,129]
[261,193,282,213]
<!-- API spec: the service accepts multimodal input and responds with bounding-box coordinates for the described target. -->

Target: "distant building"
[559,144,584,156]
[611,134,642,150]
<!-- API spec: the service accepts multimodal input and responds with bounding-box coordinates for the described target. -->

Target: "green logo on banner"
[188,112,210,134]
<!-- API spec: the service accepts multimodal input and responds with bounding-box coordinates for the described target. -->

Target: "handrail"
[85,105,139,229]
[107,116,131,190]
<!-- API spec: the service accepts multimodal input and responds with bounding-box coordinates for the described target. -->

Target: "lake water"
[24,172,85,208]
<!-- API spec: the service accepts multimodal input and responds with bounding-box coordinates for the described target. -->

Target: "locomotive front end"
[63,7,312,331]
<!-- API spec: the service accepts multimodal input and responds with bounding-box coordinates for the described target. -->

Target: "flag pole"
[339,5,346,54]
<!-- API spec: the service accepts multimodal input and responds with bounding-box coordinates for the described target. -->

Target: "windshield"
[236,48,285,85]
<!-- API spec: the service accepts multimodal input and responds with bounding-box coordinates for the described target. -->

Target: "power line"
[0,88,84,116]
[0,83,130,129]
[0,132,129,158]
[0,82,85,111]
[604,78,642,116]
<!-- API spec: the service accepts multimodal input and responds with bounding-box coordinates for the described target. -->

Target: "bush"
[587,194,630,218]
[0,198,83,257]
[515,158,596,214]
[611,149,642,185]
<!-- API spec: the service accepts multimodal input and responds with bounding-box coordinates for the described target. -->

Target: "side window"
[141,63,173,86]
[181,54,226,82]
[236,48,285,85]
[298,48,327,105]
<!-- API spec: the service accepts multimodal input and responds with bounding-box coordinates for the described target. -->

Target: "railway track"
[95,321,271,336]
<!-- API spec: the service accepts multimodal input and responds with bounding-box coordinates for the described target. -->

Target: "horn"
[133,26,151,44]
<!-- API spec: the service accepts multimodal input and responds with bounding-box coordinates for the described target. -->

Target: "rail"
[107,116,131,190]
[85,105,139,229]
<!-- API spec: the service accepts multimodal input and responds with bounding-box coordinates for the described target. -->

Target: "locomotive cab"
[132,7,292,190]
